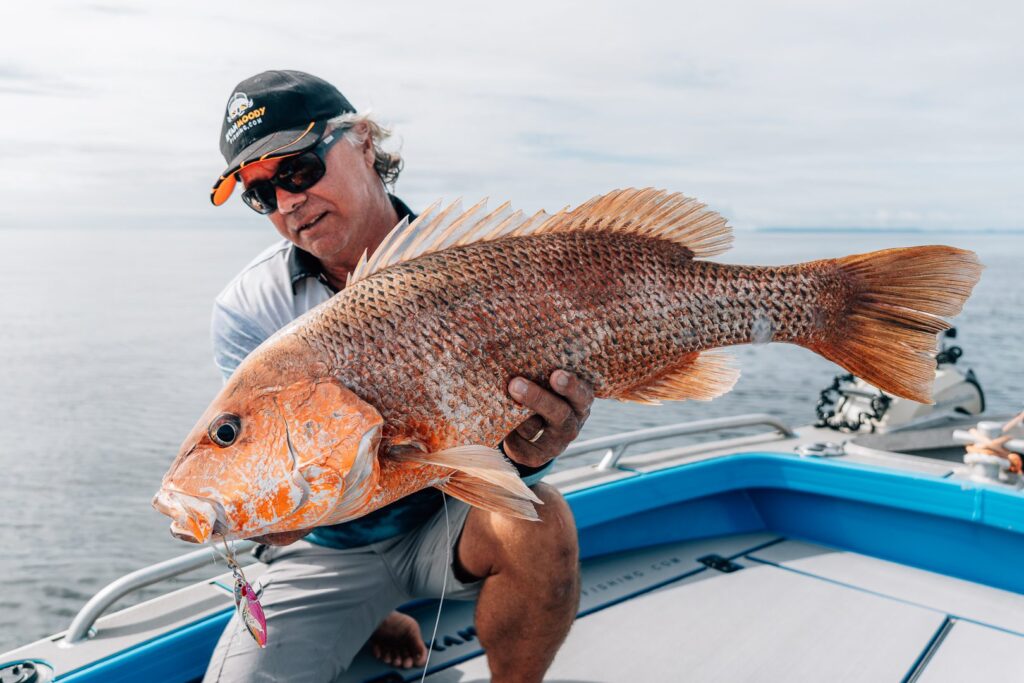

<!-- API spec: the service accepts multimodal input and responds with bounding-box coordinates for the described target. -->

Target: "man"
[203,70,592,682]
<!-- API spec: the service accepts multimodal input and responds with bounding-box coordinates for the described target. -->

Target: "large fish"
[153,189,982,543]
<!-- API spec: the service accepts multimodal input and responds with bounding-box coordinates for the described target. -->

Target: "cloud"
[0,0,1021,230]
[518,133,676,167]
[77,3,148,15]
[0,64,89,97]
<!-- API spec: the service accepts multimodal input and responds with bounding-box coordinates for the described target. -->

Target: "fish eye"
[209,414,242,447]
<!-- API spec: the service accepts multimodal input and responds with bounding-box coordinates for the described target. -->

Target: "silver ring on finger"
[528,428,545,444]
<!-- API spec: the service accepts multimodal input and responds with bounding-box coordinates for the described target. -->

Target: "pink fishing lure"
[232,568,267,648]
[218,538,268,649]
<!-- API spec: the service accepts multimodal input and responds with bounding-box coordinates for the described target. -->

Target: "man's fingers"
[515,415,545,441]
[503,431,548,468]
[508,377,574,432]
[550,369,594,418]
[505,371,595,468]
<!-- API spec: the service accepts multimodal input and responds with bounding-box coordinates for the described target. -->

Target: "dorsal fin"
[348,188,732,285]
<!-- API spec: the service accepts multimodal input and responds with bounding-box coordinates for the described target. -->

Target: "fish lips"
[152,489,229,544]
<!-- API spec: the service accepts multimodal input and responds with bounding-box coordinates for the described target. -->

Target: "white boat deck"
[335,531,1024,683]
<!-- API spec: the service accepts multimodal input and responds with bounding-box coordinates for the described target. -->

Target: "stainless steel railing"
[560,413,795,470]
[63,540,256,645]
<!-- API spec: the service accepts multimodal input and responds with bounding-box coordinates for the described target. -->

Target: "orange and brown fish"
[153,188,982,543]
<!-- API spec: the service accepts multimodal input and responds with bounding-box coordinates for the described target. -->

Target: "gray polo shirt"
[212,195,414,379]
[212,238,337,380]
[209,196,549,549]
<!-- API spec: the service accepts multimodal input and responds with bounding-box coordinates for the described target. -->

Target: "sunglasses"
[240,129,347,215]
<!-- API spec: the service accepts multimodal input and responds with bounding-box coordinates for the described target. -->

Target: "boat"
[3,330,1021,682]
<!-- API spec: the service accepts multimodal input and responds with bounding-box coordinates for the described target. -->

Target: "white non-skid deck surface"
[403,537,1024,683]
[916,620,1024,682]
[444,563,942,682]
[340,533,780,682]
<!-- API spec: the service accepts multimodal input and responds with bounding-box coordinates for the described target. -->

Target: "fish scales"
[295,231,838,453]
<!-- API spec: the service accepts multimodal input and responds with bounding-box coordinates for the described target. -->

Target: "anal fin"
[616,350,740,404]
[390,445,542,521]
[437,474,541,521]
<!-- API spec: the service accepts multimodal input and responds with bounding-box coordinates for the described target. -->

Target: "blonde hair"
[327,112,403,187]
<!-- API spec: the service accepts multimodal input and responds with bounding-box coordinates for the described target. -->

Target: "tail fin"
[810,246,982,403]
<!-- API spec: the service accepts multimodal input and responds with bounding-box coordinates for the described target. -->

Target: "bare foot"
[370,610,428,669]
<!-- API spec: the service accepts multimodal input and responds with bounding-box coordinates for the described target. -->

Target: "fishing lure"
[218,538,267,648]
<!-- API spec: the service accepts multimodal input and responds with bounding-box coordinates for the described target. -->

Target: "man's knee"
[460,483,579,581]
[495,483,579,611]
[500,484,579,590]
[529,483,579,563]
[488,483,577,557]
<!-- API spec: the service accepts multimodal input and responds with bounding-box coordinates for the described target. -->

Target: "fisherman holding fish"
[156,69,982,681]
[196,71,591,682]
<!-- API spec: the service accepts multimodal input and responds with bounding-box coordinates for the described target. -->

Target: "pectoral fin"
[390,445,542,521]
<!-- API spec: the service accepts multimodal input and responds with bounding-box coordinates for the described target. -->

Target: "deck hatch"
[696,553,743,573]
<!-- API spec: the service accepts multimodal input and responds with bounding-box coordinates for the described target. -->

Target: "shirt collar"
[287,194,416,294]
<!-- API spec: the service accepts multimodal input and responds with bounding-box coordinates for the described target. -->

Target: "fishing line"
[212,534,233,568]
[420,492,450,682]
[210,534,240,682]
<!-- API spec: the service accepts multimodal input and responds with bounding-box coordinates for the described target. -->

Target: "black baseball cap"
[210,70,356,206]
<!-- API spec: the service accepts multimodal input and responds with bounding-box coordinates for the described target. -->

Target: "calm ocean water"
[0,226,1021,651]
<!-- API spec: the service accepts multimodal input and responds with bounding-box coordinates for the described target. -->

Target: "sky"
[1,0,1021,231]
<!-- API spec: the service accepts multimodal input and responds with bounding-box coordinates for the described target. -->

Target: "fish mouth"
[152,489,229,544]
[152,461,317,544]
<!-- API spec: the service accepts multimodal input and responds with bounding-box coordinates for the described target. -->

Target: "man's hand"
[504,369,594,469]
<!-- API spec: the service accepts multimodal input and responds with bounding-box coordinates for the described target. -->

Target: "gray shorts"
[203,497,480,683]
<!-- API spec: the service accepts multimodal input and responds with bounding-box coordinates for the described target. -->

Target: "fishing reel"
[815,328,985,433]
